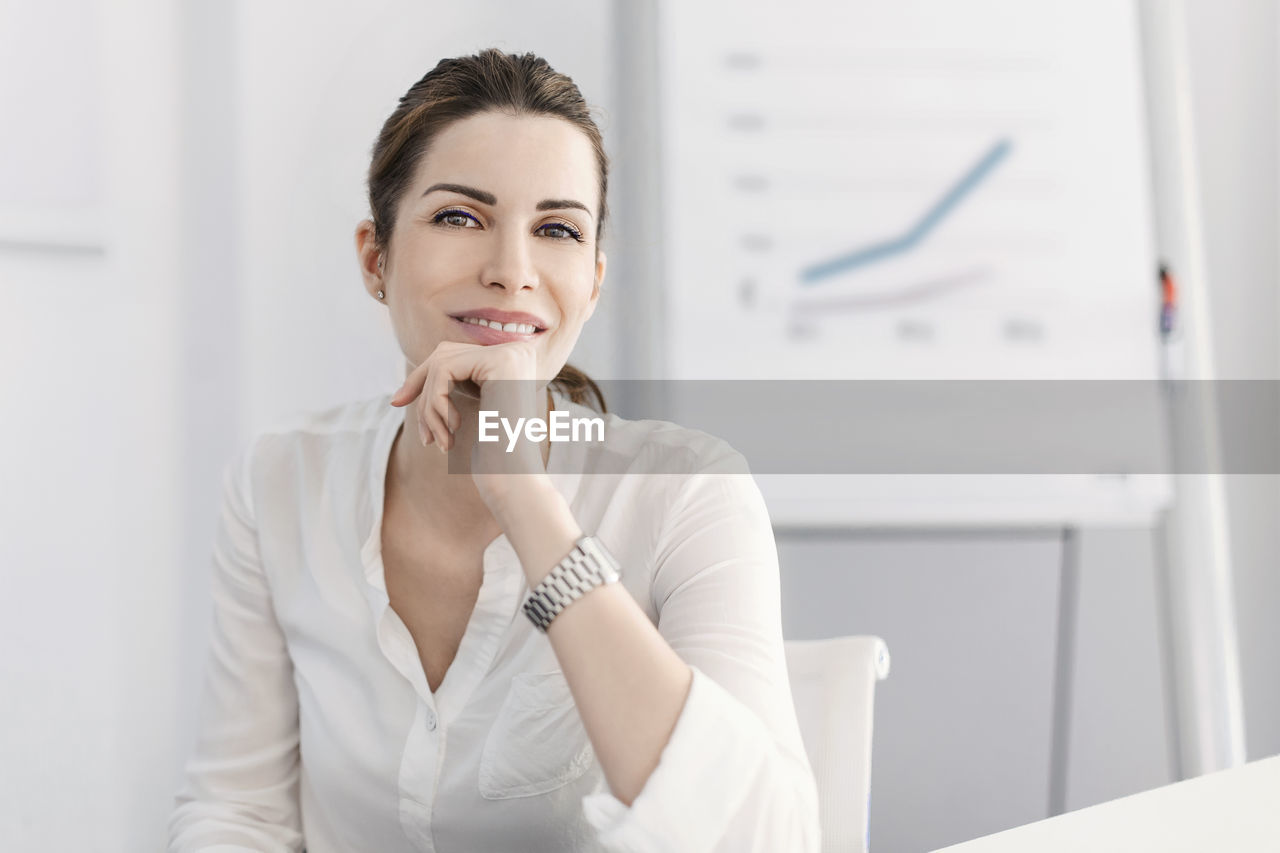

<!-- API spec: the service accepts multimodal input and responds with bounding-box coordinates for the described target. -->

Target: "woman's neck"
[388,388,553,540]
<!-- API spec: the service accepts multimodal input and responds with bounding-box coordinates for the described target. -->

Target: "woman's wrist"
[485,472,559,520]
[489,477,583,587]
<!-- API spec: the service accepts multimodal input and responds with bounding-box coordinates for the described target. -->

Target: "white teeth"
[461,316,538,334]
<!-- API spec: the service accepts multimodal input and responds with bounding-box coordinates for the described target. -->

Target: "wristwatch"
[523,535,621,633]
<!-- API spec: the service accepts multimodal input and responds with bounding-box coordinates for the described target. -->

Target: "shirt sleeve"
[167,437,305,853]
[580,446,822,853]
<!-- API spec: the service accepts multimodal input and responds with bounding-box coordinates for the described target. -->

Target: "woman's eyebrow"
[423,182,495,205]
[537,198,592,219]
[423,182,592,219]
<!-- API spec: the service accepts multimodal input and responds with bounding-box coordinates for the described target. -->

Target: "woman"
[168,49,820,852]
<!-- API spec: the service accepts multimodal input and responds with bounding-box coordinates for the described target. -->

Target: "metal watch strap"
[523,535,621,633]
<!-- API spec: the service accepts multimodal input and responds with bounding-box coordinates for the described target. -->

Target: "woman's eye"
[540,222,583,242]
[434,209,478,228]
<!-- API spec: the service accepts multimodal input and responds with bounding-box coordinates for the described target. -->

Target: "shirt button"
[425,709,438,731]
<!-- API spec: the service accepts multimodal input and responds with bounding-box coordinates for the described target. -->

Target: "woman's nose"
[481,232,540,291]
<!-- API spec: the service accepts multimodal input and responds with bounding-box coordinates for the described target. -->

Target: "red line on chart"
[790,267,992,314]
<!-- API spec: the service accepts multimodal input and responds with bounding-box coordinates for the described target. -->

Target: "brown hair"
[366,48,609,413]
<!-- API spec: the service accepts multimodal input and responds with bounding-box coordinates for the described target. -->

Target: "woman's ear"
[589,249,607,309]
[355,220,384,295]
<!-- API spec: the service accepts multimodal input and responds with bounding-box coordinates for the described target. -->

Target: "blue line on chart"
[799,138,1012,285]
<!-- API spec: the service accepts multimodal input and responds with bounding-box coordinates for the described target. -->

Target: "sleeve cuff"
[580,665,791,852]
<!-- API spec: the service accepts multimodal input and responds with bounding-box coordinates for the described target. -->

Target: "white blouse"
[167,388,821,852]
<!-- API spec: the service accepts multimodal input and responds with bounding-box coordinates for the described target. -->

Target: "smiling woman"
[167,48,820,853]
[362,50,610,416]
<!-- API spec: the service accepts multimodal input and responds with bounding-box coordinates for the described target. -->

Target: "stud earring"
[376,290,384,300]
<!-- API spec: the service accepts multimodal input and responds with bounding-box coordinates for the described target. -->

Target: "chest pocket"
[478,670,596,799]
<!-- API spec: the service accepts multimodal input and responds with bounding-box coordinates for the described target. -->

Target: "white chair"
[786,635,891,853]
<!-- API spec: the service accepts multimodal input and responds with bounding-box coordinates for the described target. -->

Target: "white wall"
[1,0,185,848]
[1183,0,1280,763]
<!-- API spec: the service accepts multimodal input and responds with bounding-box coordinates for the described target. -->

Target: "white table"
[933,754,1280,852]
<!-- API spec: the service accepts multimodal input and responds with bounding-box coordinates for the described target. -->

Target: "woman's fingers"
[420,395,447,451]
[420,401,446,452]
[391,379,418,407]
[435,371,458,450]
[392,341,467,407]
[423,368,455,451]
[404,356,464,451]
[447,399,461,432]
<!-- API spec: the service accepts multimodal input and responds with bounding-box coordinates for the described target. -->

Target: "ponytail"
[550,364,607,413]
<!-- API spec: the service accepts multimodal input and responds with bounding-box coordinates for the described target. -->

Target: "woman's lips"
[451,315,547,345]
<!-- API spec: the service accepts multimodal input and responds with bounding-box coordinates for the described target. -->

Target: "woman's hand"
[390,339,539,451]
[389,339,550,507]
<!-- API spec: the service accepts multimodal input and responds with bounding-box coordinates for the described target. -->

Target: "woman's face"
[361,110,606,384]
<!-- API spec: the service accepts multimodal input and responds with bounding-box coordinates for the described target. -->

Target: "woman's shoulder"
[227,391,395,483]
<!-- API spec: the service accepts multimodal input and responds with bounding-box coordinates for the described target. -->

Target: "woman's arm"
[488,447,821,853]
[488,477,694,809]
[167,438,304,853]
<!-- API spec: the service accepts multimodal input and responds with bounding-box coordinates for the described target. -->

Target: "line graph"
[798,138,1013,284]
